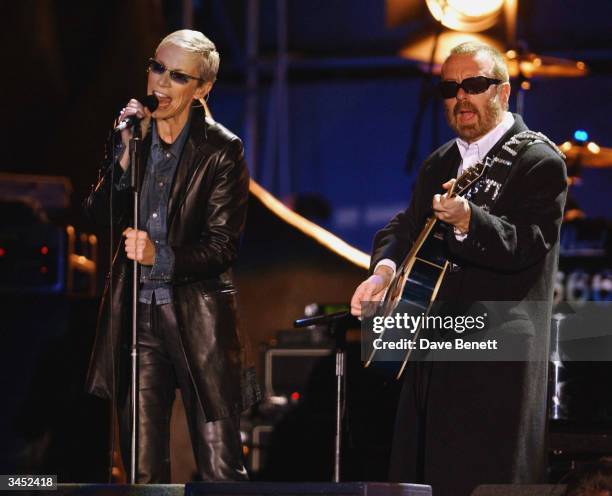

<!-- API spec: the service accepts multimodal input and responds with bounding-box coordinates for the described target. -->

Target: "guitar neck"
[397,215,438,275]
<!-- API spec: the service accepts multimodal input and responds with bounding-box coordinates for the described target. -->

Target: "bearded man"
[351,42,567,496]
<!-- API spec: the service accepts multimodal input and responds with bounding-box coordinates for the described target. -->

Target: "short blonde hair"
[449,41,509,82]
[158,29,220,84]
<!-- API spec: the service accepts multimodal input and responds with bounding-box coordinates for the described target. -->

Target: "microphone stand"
[294,311,359,482]
[128,120,144,484]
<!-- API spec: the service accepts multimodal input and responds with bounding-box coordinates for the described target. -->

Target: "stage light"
[587,142,601,154]
[558,137,612,169]
[426,0,504,33]
[574,130,589,142]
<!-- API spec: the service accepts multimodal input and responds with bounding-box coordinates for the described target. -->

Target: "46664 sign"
[554,269,612,304]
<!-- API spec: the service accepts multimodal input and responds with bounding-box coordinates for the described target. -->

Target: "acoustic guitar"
[365,159,490,378]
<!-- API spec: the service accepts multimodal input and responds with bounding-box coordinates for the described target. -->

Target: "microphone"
[114,95,159,132]
[294,311,360,328]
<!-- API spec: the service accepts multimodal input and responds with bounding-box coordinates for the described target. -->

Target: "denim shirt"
[116,116,191,304]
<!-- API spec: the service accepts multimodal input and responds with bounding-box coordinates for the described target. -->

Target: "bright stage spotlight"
[425,0,505,33]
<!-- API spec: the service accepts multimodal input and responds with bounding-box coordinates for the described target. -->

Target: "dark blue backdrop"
[211,72,612,252]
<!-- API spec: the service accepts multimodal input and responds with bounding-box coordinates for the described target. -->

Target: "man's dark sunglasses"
[147,58,205,85]
[438,76,502,99]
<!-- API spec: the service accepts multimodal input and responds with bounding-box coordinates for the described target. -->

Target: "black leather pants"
[118,300,248,483]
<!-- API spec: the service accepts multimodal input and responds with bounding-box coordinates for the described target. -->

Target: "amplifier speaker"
[264,347,332,397]
[186,482,430,496]
[471,485,566,496]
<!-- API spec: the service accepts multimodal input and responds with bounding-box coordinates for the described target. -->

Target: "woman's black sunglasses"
[438,76,502,99]
[147,58,205,85]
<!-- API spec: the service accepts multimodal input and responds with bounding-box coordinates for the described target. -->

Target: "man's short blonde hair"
[449,41,509,83]
[158,29,220,84]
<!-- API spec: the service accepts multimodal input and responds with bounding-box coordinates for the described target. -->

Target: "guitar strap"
[462,130,565,211]
[448,130,565,272]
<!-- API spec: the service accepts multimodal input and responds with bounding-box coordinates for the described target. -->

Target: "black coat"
[371,115,567,496]
[85,109,261,422]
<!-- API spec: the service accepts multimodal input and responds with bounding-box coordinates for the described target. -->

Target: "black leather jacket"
[85,109,260,420]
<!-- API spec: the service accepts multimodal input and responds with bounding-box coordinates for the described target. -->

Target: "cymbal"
[560,141,612,168]
[398,33,588,79]
[505,51,588,78]
[399,32,506,73]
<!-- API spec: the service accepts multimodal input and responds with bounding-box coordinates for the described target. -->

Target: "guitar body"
[383,217,449,316]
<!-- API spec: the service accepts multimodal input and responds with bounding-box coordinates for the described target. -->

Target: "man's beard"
[448,98,503,142]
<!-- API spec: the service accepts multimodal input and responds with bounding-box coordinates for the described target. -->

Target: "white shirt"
[375,112,515,277]
[456,111,514,176]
